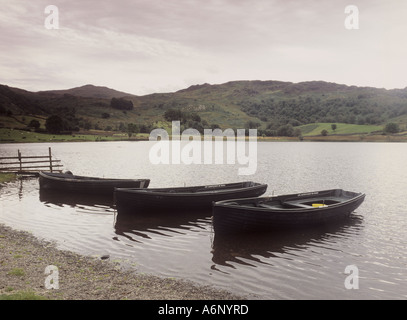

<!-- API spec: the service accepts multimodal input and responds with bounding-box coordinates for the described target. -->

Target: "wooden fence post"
[49,147,53,172]
[18,149,22,172]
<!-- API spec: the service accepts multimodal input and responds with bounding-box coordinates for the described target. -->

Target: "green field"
[298,123,384,136]
[2,121,406,144]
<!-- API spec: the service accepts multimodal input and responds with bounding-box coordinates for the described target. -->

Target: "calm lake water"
[0,141,406,299]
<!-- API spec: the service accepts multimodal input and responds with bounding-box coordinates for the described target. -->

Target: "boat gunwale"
[39,171,149,184]
[115,182,267,197]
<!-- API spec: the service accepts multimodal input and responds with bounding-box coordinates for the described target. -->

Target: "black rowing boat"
[39,171,150,195]
[212,189,365,234]
[115,181,267,212]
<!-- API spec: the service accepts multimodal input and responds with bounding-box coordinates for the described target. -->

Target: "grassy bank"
[0,128,149,143]
[2,126,407,144]
[0,173,16,184]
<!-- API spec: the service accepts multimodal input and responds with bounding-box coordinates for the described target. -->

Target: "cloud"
[0,0,406,94]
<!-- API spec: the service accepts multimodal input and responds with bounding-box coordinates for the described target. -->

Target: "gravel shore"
[0,224,243,300]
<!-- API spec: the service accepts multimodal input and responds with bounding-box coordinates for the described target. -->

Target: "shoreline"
[2,135,407,144]
[2,128,407,144]
[0,224,243,300]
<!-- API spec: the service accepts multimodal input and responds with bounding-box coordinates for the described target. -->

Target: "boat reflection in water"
[39,188,115,211]
[211,215,364,268]
[114,206,212,242]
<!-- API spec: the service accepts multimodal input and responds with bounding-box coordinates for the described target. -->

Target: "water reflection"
[10,176,38,200]
[211,215,364,268]
[114,208,212,241]
[39,189,115,217]
[39,188,115,208]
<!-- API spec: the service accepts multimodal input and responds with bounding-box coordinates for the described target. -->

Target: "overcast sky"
[1,0,406,95]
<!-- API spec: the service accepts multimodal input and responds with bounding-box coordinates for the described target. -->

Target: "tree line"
[163,108,220,133]
[239,95,407,130]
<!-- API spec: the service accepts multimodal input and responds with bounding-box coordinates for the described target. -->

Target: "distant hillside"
[40,84,135,99]
[1,81,407,135]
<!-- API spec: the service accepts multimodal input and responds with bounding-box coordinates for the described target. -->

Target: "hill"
[1,80,407,137]
[41,84,135,99]
[128,80,407,130]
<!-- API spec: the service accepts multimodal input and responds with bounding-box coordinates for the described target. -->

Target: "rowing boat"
[39,171,150,195]
[115,181,267,212]
[212,189,365,234]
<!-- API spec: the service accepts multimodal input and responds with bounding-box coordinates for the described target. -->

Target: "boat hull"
[39,171,150,195]
[212,189,365,234]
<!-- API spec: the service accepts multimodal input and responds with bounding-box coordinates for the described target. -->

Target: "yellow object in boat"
[312,203,326,207]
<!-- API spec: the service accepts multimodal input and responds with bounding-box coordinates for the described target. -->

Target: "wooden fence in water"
[0,147,63,175]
